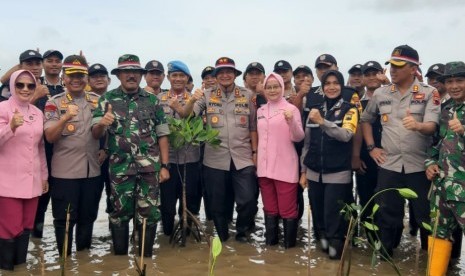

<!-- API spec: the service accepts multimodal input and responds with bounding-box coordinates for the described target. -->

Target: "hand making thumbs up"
[10,108,24,131]
[402,108,418,130]
[448,111,464,135]
[99,103,115,126]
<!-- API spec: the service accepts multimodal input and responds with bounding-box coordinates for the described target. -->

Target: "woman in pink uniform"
[257,73,305,248]
[0,70,48,271]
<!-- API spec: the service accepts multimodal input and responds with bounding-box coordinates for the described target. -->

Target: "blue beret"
[167,60,191,77]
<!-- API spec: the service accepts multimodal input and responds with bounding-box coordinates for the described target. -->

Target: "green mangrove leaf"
[371,203,380,217]
[422,222,432,232]
[362,221,379,231]
[397,188,418,199]
[212,237,222,258]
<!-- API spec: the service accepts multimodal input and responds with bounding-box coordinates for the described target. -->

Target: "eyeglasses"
[15,82,36,90]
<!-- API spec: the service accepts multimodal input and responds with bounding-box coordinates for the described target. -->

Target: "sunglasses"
[15,82,36,90]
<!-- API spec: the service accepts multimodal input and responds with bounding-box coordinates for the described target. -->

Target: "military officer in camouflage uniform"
[92,54,170,257]
[44,55,102,256]
[361,45,440,258]
[424,61,465,275]
[183,57,258,243]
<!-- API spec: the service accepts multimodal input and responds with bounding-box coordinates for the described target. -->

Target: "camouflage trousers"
[109,173,161,226]
[430,187,465,240]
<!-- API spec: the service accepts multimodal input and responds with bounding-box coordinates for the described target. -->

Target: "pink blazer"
[257,101,305,183]
[0,100,48,198]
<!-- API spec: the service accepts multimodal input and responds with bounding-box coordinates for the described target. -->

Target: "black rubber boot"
[0,239,15,271]
[161,213,174,236]
[451,227,463,260]
[328,239,344,260]
[110,222,129,255]
[264,215,279,246]
[76,224,93,251]
[283,218,298,249]
[14,230,30,265]
[379,228,395,260]
[138,224,157,257]
[55,226,73,256]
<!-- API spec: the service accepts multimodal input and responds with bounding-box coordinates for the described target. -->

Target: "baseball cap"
[361,61,383,74]
[88,63,108,76]
[315,54,337,67]
[245,62,265,74]
[273,60,292,72]
[43,50,63,60]
[201,66,215,79]
[425,63,445,78]
[293,65,313,76]
[62,55,88,75]
[348,64,363,74]
[385,45,421,66]
[145,60,165,73]
[19,50,42,63]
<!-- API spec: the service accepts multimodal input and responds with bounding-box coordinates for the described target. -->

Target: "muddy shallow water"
[3,193,465,276]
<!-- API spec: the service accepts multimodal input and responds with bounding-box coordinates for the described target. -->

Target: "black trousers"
[355,165,378,221]
[308,179,354,242]
[375,168,430,250]
[160,162,201,231]
[50,176,104,228]
[203,162,258,235]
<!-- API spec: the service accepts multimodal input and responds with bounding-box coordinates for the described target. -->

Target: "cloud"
[351,0,462,12]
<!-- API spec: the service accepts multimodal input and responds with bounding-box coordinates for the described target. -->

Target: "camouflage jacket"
[425,100,465,202]
[92,87,170,175]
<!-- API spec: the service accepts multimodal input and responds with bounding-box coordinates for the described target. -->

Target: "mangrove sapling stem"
[338,216,354,276]
[307,205,311,276]
[426,210,440,276]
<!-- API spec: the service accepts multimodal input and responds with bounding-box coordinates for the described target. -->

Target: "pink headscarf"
[263,72,285,104]
[9,69,36,108]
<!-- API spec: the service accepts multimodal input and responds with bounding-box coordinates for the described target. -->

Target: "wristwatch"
[161,163,170,170]
[366,144,375,152]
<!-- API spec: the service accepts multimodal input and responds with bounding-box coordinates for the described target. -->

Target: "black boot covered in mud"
[283,218,298,249]
[76,224,94,251]
[264,215,279,246]
[55,226,73,256]
[0,238,15,271]
[14,229,30,265]
[110,222,129,255]
[138,224,157,257]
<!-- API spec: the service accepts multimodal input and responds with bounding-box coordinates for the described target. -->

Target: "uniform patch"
[414,93,425,100]
[382,114,388,122]
[209,97,221,104]
[432,90,440,106]
[211,116,219,124]
[236,97,247,104]
[66,123,76,133]
[240,116,247,124]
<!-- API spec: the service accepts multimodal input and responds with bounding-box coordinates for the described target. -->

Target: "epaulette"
[50,91,66,100]
[86,91,100,98]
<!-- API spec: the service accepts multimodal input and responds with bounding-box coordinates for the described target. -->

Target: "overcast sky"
[0,0,463,89]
